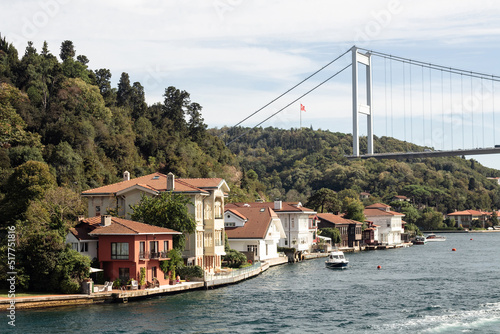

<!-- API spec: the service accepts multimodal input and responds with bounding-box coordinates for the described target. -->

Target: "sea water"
[10,233,500,333]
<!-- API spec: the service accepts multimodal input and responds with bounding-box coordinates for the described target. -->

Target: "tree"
[223,249,247,268]
[306,188,340,213]
[187,102,206,142]
[131,192,196,250]
[0,160,56,225]
[319,227,341,244]
[342,197,365,222]
[117,72,132,108]
[59,40,75,61]
[162,86,190,134]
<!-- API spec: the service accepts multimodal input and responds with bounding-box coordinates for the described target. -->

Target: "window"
[95,206,101,216]
[164,240,170,251]
[225,222,235,227]
[111,242,129,259]
[139,242,145,259]
[119,268,130,281]
[80,242,88,252]
[152,266,157,279]
[71,243,78,251]
[215,198,223,219]
[247,245,257,255]
[291,218,295,228]
[284,240,288,245]
[150,241,159,259]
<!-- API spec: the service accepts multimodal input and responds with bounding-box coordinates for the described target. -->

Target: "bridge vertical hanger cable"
[403,61,406,144]
[461,74,465,148]
[493,77,496,146]
[450,70,453,150]
[429,66,433,148]
[410,63,413,145]
[441,70,445,150]
[422,65,425,146]
[385,57,388,137]
[470,74,474,148]
[481,78,484,148]
[390,58,394,138]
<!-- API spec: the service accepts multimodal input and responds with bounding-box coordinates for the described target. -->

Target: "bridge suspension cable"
[230,48,351,128]
[226,63,352,146]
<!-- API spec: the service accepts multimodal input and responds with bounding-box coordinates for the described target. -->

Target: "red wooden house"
[88,215,181,286]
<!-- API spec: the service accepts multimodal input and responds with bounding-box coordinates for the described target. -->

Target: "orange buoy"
[452,248,456,251]
[377,265,381,269]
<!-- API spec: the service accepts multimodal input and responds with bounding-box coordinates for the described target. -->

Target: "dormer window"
[152,176,160,180]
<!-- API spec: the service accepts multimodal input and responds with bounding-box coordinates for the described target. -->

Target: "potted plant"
[139,267,146,289]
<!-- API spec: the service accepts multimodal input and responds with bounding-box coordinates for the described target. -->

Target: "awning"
[90,267,103,273]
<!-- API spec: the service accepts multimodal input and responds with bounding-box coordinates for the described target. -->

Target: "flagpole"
[300,105,302,128]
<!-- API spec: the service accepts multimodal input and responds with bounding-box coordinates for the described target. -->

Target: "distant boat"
[425,234,446,242]
[325,250,349,269]
[412,235,427,245]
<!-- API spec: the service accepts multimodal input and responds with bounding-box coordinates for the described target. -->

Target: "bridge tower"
[352,46,373,156]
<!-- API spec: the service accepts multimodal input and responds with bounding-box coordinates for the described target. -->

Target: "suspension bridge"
[227,46,500,160]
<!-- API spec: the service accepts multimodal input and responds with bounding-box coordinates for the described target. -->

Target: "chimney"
[167,172,175,191]
[101,215,112,226]
[274,200,282,210]
[77,215,85,222]
[123,171,130,181]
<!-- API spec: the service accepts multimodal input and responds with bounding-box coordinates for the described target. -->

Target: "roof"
[366,203,391,209]
[447,210,488,216]
[69,226,97,241]
[317,213,363,225]
[364,208,404,217]
[87,216,182,235]
[226,201,316,214]
[81,172,229,196]
[225,207,279,239]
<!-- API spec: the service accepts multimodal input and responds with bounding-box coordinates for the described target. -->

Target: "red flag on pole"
[300,104,306,112]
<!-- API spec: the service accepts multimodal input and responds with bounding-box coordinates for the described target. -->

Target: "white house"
[226,201,316,253]
[364,203,405,246]
[66,218,99,261]
[224,206,286,262]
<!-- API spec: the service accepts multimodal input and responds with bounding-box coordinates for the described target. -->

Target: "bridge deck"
[346,147,500,160]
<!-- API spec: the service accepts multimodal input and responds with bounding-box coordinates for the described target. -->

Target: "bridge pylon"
[352,46,373,157]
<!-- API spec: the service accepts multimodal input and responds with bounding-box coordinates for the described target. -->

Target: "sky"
[2,0,500,169]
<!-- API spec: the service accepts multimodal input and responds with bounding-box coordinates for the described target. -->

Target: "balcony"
[139,251,168,260]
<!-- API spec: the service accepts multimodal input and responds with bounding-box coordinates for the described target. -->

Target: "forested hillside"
[0,35,243,293]
[216,126,500,215]
[2,34,500,292]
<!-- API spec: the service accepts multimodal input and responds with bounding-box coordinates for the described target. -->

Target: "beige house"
[81,172,230,274]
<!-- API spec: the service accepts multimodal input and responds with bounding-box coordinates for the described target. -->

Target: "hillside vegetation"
[216,126,500,215]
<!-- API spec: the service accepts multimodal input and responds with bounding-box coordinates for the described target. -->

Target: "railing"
[139,251,168,260]
[204,261,262,282]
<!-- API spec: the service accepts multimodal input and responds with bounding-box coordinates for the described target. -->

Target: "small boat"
[325,250,349,269]
[425,234,446,242]
[412,235,427,245]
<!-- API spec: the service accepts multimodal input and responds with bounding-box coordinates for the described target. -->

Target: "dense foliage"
[131,192,196,250]
[217,126,500,216]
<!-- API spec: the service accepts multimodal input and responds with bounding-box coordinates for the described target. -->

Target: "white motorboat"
[425,233,446,242]
[325,250,349,269]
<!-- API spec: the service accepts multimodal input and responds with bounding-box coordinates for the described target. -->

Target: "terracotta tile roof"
[364,208,404,217]
[366,203,391,209]
[226,201,316,214]
[226,208,247,221]
[87,216,182,235]
[447,210,488,216]
[69,226,97,241]
[317,213,363,225]
[81,172,228,196]
[225,207,277,239]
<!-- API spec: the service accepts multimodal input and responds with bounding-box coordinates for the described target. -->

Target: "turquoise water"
[10,233,500,333]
